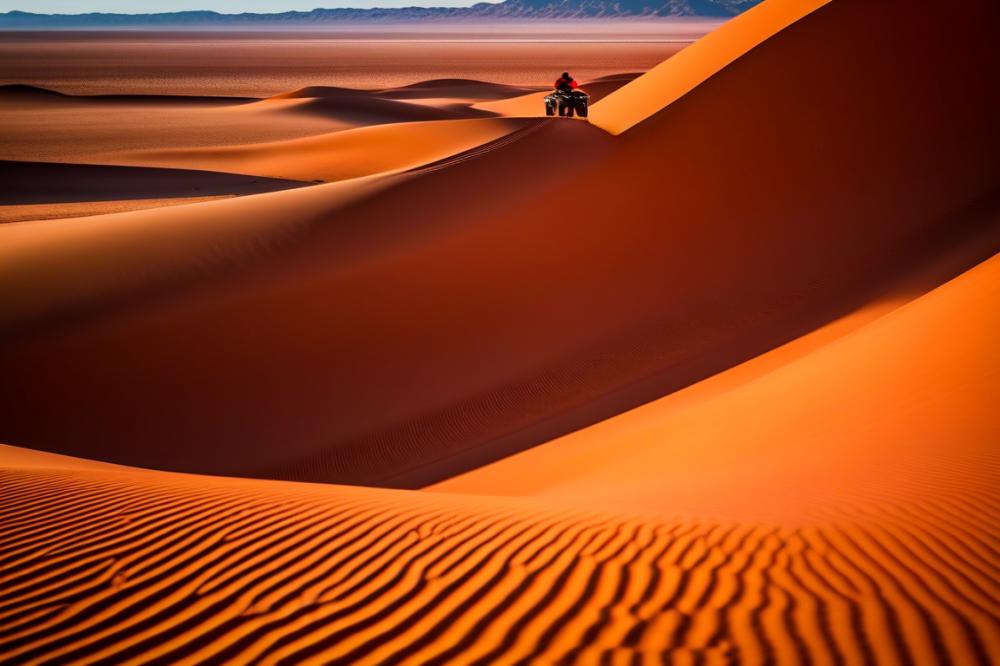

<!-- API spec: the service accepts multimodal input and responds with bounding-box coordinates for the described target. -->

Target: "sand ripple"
[2,466,997,664]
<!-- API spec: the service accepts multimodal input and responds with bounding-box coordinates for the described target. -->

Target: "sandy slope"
[0,80,554,223]
[1,160,308,205]
[0,87,345,164]
[118,118,527,183]
[1,256,997,662]
[1,459,993,664]
[589,0,830,134]
[1,198,231,224]
[433,252,1000,518]
[1,2,999,663]
[0,160,311,223]
[2,0,995,486]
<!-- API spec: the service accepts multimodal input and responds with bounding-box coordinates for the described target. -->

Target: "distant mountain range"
[0,1,761,27]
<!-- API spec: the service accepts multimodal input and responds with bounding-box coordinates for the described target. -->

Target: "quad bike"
[545,89,589,118]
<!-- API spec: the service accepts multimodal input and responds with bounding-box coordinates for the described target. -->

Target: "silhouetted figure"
[554,72,579,92]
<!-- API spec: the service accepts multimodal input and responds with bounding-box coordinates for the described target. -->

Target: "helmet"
[562,72,570,79]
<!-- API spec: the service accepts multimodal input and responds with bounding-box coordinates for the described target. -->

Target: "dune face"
[2,0,996,486]
[0,161,309,205]
[4,453,994,664]
[0,159,311,223]
[2,260,999,664]
[2,3,999,662]
[0,72,630,225]
[3,248,999,663]
[588,0,831,134]
[433,252,1000,520]
[121,119,527,184]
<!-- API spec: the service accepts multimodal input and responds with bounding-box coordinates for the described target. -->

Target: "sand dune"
[0,79,536,223]
[0,160,308,205]
[4,254,999,665]
[0,159,310,224]
[2,1,999,663]
[379,78,538,101]
[254,89,485,124]
[0,197,238,225]
[0,91,345,165]
[0,176,389,334]
[434,252,1000,517]
[121,118,527,184]
[1,0,997,485]
[5,237,998,664]
[1,256,998,662]
[590,0,831,134]
[14,461,1000,665]
[0,118,534,334]
[0,83,256,106]
[0,459,758,664]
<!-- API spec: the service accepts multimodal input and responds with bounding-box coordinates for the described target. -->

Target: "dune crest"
[1,3,999,663]
[122,118,527,183]
[590,0,831,134]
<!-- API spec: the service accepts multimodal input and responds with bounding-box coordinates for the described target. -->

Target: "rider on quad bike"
[545,72,589,118]
[554,72,579,92]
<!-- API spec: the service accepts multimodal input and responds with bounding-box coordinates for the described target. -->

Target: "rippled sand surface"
[1,0,998,663]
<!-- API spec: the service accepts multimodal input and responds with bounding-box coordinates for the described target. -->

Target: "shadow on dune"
[263,85,504,123]
[377,78,540,100]
[0,160,311,205]
[0,0,997,485]
[0,83,257,106]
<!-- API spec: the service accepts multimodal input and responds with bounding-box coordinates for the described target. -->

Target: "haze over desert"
[1,0,998,663]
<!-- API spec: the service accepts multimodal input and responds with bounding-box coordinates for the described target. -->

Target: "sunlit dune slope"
[0,78,531,172]
[0,90,346,165]
[0,120,532,332]
[0,197,237,225]
[119,118,527,183]
[589,0,831,134]
[434,251,1000,516]
[3,272,999,665]
[9,247,999,664]
[1,0,997,485]
[0,176,391,332]
[0,81,530,223]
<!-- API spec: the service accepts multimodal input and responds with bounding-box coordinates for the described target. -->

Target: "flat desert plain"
[1,0,999,663]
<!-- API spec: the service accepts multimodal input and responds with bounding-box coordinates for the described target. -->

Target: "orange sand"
[2,256,998,662]
[2,0,995,484]
[118,118,528,183]
[1,0,998,662]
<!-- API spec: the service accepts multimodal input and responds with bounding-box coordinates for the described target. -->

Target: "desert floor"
[1,1,998,663]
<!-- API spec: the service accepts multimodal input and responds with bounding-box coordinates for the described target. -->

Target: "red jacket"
[554,77,579,91]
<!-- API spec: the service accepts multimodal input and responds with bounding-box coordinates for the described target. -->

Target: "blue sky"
[2,0,479,10]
